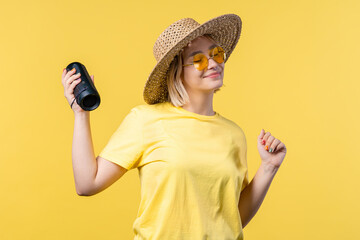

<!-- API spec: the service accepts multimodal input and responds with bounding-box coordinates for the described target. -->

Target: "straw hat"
[143,13,242,105]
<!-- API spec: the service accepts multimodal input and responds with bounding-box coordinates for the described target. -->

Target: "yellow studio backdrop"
[0,0,359,239]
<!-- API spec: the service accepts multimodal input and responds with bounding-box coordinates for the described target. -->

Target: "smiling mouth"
[205,73,220,78]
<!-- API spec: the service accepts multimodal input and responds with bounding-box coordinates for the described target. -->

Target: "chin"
[210,83,223,91]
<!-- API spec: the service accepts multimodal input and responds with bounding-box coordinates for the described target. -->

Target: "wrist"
[74,111,89,118]
[260,162,279,175]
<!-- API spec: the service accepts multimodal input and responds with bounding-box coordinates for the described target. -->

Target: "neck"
[181,90,215,116]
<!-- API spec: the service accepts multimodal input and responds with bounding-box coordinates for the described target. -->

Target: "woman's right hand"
[62,68,95,114]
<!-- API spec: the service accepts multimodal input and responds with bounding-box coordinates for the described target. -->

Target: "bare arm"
[72,111,127,196]
[62,68,127,196]
[238,163,278,228]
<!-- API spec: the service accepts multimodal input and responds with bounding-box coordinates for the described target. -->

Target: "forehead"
[182,36,217,57]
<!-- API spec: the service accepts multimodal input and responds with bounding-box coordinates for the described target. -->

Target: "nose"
[207,57,220,69]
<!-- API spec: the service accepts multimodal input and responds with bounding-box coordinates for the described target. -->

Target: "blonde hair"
[166,34,225,107]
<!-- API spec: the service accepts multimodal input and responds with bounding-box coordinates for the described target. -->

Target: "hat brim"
[143,14,242,105]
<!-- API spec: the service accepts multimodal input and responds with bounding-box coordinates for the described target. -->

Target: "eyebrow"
[186,44,218,59]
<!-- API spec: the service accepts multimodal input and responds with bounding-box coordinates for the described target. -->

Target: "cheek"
[183,69,202,82]
[219,65,225,77]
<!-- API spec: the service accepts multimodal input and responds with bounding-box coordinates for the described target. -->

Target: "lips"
[205,72,221,77]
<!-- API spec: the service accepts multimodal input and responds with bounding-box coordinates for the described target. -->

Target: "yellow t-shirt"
[99,101,249,240]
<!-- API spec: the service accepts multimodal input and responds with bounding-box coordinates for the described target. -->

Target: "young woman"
[61,13,287,240]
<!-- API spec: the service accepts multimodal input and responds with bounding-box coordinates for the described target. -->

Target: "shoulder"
[218,115,246,142]
[219,115,245,133]
[126,102,168,123]
[131,102,168,115]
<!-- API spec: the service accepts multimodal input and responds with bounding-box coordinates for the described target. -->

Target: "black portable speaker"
[66,62,101,111]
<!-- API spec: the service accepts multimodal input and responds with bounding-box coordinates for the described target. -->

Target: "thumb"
[91,75,94,83]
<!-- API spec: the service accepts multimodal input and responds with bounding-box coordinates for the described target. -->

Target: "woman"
[61,14,287,240]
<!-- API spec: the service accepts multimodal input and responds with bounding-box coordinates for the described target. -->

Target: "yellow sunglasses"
[183,46,226,71]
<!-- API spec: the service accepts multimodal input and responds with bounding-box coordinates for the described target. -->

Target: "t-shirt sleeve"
[98,107,144,170]
[240,145,249,192]
[239,128,249,192]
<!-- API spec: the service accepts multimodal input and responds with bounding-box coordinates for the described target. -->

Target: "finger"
[67,79,82,94]
[258,129,265,140]
[66,73,81,86]
[269,139,280,152]
[264,135,275,151]
[61,68,67,84]
[64,68,77,81]
[266,136,275,149]
[91,75,94,82]
[71,78,81,87]
[276,142,286,152]
[262,131,271,143]
[66,74,81,88]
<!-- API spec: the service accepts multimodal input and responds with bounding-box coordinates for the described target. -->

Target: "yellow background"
[1,0,359,239]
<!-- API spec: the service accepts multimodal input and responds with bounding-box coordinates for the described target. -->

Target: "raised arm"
[72,112,128,196]
[62,68,128,196]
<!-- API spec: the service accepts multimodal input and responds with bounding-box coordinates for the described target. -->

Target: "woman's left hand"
[257,129,287,170]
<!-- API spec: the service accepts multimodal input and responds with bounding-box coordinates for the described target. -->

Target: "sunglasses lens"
[212,47,225,64]
[193,54,208,71]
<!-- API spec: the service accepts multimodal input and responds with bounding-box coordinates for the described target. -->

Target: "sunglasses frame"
[182,46,227,71]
